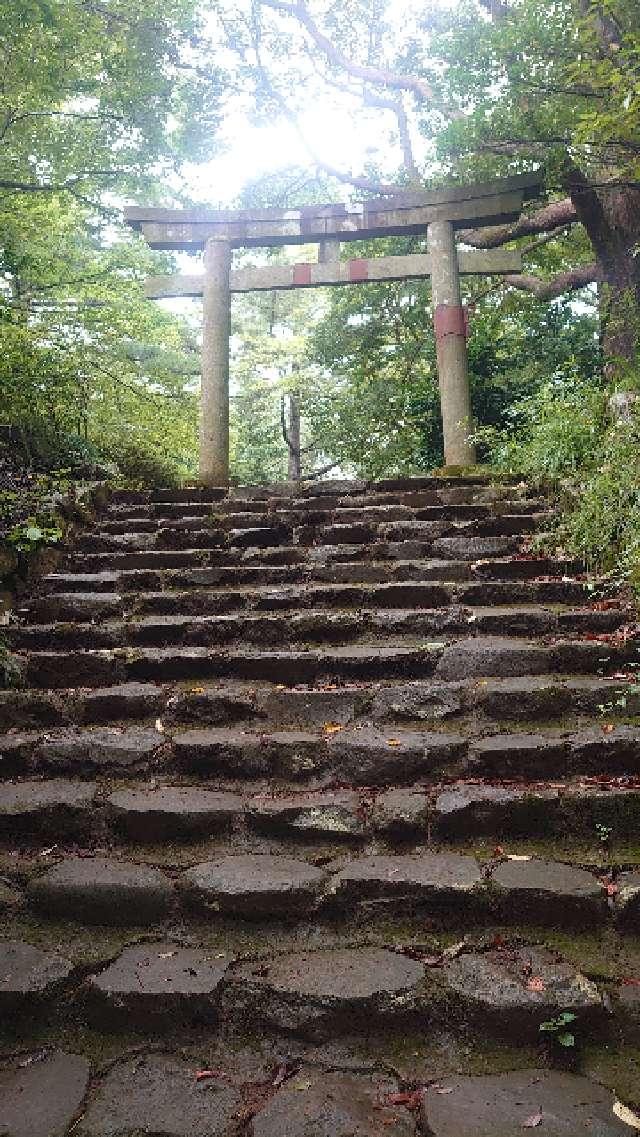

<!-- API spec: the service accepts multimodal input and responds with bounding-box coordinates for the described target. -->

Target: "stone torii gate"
[125,173,541,486]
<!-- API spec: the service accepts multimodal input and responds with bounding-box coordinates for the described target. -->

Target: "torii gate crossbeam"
[125,173,542,485]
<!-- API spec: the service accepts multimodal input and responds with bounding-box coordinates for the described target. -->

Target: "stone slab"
[248,790,365,839]
[0,779,96,835]
[251,1071,415,1137]
[88,942,232,1025]
[107,786,242,841]
[181,854,326,916]
[437,947,602,1037]
[0,1050,90,1137]
[75,1054,242,1137]
[29,857,174,924]
[36,727,162,771]
[227,947,427,1038]
[0,940,74,1011]
[616,871,640,929]
[331,853,482,909]
[491,857,605,925]
[434,783,559,837]
[420,1068,631,1136]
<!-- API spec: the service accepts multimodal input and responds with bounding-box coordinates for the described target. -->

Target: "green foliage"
[6,519,63,554]
[484,372,640,584]
[539,1011,577,1048]
[0,0,220,488]
[0,632,24,690]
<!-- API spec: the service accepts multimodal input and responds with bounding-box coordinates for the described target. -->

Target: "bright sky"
[181,106,399,209]
[179,0,438,208]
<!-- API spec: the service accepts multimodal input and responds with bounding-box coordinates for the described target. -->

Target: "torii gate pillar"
[200,236,231,485]
[428,220,476,467]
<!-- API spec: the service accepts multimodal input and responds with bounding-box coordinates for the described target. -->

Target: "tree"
[1,192,199,478]
[207,0,639,377]
[0,0,224,202]
[0,0,225,480]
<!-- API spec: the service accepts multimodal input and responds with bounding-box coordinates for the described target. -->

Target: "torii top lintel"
[124,173,542,251]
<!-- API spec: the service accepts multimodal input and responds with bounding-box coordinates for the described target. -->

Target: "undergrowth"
[477,377,640,596]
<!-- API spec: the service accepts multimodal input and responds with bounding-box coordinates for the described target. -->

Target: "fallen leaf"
[522,1112,542,1128]
[603,723,615,734]
[613,1100,640,1129]
[190,686,205,694]
[442,941,465,960]
[526,976,546,993]
[291,1079,312,1091]
[387,738,401,747]
[507,854,532,861]
[195,1070,223,1081]
[323,722,343,734]
[434,1086,454,1094]
[155,718,164,733]
[493,845,504,858]
[158,951,176,959]
[384,1090,423,1110]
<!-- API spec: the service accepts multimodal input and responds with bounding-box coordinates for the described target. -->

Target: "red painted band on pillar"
[434,304,468,341]
[348,258,369,282]
[293,263,312,286]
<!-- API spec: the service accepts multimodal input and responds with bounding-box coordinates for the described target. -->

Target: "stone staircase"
[1,474,639,1136]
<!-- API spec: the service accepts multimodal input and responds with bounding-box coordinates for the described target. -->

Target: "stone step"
[7,718,638,783]
[62,538,567,573]
[2,775,640,844]
[31,579,594,630]
[12,849,624,930]
[10,604,629,652]
[4,935,611,1045]
[98,498,550,535]
[81,518,550,557]
[17,632,628,691]
[1,672,637,733]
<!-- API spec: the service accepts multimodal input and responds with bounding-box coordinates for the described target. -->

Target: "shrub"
[482,377,640,589]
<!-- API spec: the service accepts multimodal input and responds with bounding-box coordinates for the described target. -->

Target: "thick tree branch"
[250,31,398,194]
[259,0,454,115]
[363,90,419,179]
[503,263,602,299]
[459,198,578,248]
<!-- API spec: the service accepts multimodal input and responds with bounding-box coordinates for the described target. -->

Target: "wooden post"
[200,236,231,485]
[427,220,476,466]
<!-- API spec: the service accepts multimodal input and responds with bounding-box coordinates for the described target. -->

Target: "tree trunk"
[287,392,301,480]
[599,267,640,380]
[566,170,640,381]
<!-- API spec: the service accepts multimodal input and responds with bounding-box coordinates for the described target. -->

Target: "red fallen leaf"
[493,845,505,857]
[271,1061,294,1087]
[384,1090,424,1110]
[600,877,618,896]
[622,977,640,986]
[602,724,615,734]
[492,933,506,950]
[526,976,546,993]
[522,1112,543,1128]
[195,1069,226,1081]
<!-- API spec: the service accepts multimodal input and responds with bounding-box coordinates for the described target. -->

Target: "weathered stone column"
[318,239,340,265]
[427,220,476,466]
[200,236,231,485]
